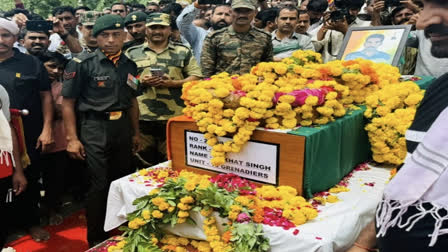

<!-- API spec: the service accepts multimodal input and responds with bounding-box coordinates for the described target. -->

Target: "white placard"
[185,131,279,185]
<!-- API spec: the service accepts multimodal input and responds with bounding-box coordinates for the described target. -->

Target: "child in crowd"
[38,51,68,225]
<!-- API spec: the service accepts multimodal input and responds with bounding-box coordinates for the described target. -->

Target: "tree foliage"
[1,0,148,18]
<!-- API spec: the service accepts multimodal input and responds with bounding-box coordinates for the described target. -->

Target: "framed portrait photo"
[337,25,412,66]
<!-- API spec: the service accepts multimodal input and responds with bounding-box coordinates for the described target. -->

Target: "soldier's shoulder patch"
[72,57,82,63]
[63,71,76,80]
[125,44,146,58]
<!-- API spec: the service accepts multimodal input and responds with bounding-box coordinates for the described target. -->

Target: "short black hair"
[111,2,127,9]
[159,0,175,6]
[366,33,385,42]
[52,6,75,17]
[298,9,310,18]
[211,4,231,14]
[132,3,146,9]
[307,0,328,13]
[38,51,68,67]
[21,28,50,38]
[277,6,299,18]
[3,8,30,19]
[75,6,91,12]
[347,0,365,10]
[162,3,183,17]
[258,8,278,28]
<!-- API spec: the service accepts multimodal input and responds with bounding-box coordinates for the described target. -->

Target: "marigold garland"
[364,81,424,165]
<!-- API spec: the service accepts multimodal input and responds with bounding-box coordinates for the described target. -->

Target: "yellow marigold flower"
[151,197,165,206]
[184,181,197,191]
[152,210,164,219]
[178,211,190,218]
[327,195,340,203]
[305,96,319,106]
[149,188,160,196]
[142,209,151,220]
[180,196,195,204]
[138,169,147,176]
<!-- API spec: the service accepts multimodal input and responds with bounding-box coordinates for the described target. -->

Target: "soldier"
[123,11,148,51]
[78,11,104,54]
[200,0,274,77]
[61,15,140,247]
[126,13,202,166]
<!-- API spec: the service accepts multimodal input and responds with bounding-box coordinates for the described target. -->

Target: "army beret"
[93,14,124,37]
[124,11,148,26]
[146,13,170,27]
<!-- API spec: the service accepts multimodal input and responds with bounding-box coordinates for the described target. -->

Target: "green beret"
[146,13,170,27]
[124,11,148,26]
[93,14,124,37]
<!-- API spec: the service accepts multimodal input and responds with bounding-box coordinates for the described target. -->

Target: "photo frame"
[337,25,412,66]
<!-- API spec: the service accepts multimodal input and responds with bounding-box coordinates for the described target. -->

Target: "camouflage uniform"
[125,13,202,166]
[200,0,273,77]
[200,25,273,77]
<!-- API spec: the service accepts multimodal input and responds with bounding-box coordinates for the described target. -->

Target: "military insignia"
[16,73,21,78]
[132,15,137,21]
[73,57,82,63]
[116,23,121,27]
[109,111,122,120]
[63,71,76,80]
[97,81,106,87]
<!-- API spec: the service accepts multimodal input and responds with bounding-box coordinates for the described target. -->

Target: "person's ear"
[18,38,24,45]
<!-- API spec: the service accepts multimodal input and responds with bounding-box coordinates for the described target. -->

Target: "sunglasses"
[112,9,126,13]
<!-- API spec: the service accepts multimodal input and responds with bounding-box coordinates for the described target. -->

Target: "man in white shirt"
[312,0,371,62]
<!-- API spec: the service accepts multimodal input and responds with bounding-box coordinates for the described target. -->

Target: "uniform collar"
[95,49,128,63]
[227,25,256,37]
[143,41,176,53]
[272,30,300,41]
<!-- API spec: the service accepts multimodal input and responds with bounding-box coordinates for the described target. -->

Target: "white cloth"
[0,18,19,35]
[105,161,390,252]
[0,85,13,167]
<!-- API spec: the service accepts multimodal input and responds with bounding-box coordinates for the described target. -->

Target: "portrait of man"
[344,33,391,63]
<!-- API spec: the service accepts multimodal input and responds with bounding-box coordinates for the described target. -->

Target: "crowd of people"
[0,0,447,251]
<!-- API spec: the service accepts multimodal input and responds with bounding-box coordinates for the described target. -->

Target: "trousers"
[79,112,134,246]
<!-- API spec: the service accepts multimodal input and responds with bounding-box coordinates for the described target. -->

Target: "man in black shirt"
[62,15,140,247]
[0,18,54,242]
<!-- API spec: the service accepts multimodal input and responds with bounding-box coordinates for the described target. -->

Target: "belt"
[82,110,126,120]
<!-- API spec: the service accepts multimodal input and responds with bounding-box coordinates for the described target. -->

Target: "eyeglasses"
[112,9,125,13]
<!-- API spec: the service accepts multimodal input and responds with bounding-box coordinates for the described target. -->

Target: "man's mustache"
[424,24,448,38]
[31,43,44,47]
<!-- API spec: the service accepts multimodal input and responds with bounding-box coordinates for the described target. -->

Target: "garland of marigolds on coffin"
[181,50,425,166]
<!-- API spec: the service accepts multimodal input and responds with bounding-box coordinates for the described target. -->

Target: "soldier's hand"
[67,139,86,160]
[141,75,163,87]
[132,135,142,154]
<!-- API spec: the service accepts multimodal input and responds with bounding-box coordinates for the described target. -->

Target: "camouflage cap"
[80,11,103,26]
[124,11,148,26]
[93,14,124,37]
[231,0,257,10]
[146,13,170,27]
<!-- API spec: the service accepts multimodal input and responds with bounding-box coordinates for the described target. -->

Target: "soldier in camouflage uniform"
[200,0,273,77]
[125,13,202,166]
[77,11,104,54]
